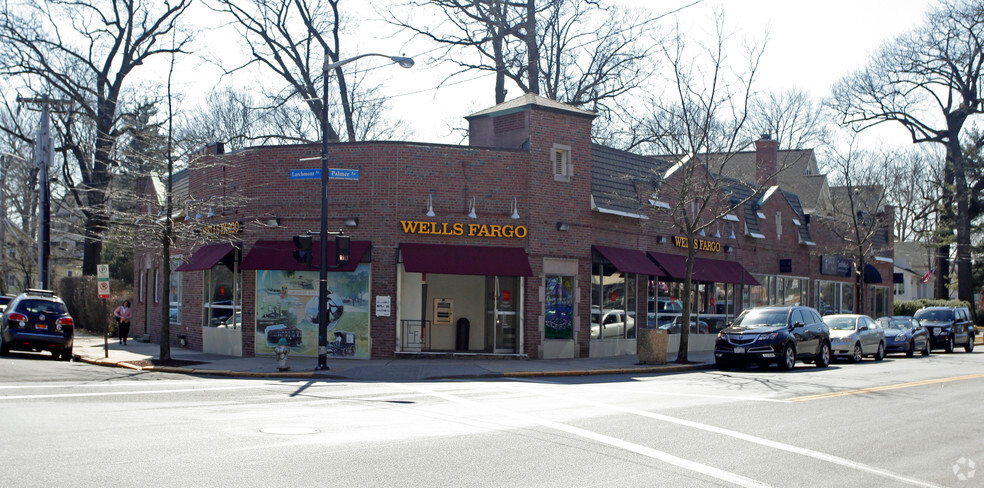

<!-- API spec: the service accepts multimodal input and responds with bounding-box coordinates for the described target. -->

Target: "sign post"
[97,264,109,357]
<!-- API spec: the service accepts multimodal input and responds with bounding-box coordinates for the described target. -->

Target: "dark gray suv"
[714,306,831,371]
[0,289,75,360]
[914,306,975,353]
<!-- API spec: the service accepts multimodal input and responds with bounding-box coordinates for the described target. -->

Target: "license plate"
[35,322,47,330]
[733,346,745,354]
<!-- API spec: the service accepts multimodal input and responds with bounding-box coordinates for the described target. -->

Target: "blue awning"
[864,263,882,284]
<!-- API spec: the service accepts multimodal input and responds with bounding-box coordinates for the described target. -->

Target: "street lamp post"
[316,53,414,370]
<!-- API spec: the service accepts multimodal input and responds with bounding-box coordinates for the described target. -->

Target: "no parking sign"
[97,264,110,299]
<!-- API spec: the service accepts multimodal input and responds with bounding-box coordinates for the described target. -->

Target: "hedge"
[57,276,132,336]
[894,299,972,318]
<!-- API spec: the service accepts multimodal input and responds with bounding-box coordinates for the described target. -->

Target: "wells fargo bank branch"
[135,93,893,361]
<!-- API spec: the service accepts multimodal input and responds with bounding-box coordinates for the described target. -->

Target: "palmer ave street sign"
[289,168,360,181]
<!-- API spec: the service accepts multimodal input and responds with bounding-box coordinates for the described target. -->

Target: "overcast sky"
[162,0,934,148]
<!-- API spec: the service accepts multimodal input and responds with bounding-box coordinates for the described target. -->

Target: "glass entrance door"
[486,276,519,353]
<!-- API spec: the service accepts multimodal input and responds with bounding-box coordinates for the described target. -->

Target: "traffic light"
[292,235,312,265]
[336,235,351,266]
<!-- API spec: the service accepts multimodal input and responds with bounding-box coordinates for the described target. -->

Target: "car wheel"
[922,339,931,357]
[906,339,915,357]
[945,336,954,353]
[850,343,863,363]
[777,343,796,371]
[60,348,72,361]
[874,342,885,361]
[715,358,732,371]
[966,336,975,353]
[815,341,830,368]
[0,335,8,356]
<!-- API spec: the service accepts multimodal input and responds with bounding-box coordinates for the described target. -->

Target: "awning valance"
[593,245,667,277]
[175,243,236,272]
[864,263,883,284]
[647,251,759,286]
[399,242,533,277]
[240,240,370,272]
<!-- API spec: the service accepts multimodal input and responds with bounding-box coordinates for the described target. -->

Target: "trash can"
[637,328,668,364]
[456,317,470,351]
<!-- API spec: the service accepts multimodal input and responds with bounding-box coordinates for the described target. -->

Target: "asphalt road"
[0,349,981,487]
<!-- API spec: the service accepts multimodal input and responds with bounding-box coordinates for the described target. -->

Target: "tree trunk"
[525,0,539,95]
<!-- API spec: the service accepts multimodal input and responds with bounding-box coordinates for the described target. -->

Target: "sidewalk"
[73,334,716,381]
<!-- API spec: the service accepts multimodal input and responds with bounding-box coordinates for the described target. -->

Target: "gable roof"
[704,148,830,215]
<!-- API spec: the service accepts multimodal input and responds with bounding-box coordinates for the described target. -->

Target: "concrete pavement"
[72,333,716,381]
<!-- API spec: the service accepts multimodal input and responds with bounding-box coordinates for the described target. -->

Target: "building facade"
[133,94,894,360]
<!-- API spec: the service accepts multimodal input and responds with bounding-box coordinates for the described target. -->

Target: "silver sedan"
[823,314,886,362]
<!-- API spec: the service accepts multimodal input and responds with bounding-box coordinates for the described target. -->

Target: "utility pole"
[17,96,71,290]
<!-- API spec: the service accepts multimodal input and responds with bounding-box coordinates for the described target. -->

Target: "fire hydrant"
[275,338,290,371]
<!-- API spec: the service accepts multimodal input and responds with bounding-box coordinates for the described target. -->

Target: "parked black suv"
[913,306,975,353]
[0,289,75,360]
[715,306,831,371]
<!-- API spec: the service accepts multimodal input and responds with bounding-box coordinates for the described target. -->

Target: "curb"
[75,355,714,381]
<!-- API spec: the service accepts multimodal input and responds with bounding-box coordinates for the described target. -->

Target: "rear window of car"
[0,296,12,306]
[914,309,953,321]
[15,299,67,315]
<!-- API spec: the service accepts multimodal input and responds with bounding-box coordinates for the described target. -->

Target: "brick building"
[133,94,894,360]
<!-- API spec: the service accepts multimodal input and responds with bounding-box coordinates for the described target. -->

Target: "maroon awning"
[175,243,235,272]
[240,240,370,272]
[647,251,759,286]
[693,257,760,286]
[593,245,667,277]
[400,242,533,277]
[647,251,687,280]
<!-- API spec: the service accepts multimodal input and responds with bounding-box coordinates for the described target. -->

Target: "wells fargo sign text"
[400,220,528,238]
[673,235,722,252]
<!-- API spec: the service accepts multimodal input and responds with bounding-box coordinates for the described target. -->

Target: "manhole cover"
[260,426,319,435]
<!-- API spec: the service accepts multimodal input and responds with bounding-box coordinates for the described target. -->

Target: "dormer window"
[552,144,571,182]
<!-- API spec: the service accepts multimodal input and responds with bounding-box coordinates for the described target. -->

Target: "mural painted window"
[544,275,574,340]
[254,267,371,358]
[169,258,183,324]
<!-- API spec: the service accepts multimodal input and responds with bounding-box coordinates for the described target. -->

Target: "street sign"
[328,168,359,180]
[290,169,320,180]
[97,263,110,298]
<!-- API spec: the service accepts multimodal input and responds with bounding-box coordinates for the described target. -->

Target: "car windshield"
[731,309,788,328]
[17,299,67,315]
[824,317,858,330]
[878,318,908,330]
[914,309,953,321]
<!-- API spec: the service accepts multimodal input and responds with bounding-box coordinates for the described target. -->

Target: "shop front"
[396,242,533,356]
[241,240,372,359]
[175,243,242,356]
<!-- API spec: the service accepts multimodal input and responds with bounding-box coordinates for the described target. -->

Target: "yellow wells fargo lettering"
[400,220,527,239]
[202,221,244,235]
[673,235,722,253]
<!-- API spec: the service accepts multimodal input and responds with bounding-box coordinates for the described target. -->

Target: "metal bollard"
[275,338,290,371]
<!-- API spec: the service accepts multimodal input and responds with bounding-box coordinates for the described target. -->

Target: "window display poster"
[254,265,370,358]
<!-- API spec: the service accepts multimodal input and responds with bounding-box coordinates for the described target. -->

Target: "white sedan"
[823,314,886,362]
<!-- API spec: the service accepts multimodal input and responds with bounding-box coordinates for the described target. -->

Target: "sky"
[162,0,936,148]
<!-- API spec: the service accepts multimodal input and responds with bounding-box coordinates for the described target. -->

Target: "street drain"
[260,426,320,435]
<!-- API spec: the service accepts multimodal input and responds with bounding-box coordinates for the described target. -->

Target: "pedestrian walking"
[113,300,132,345]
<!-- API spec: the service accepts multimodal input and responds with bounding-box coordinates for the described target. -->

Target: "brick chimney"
[755,133,778,187]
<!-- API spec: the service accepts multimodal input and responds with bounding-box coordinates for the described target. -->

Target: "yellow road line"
[790,373,984,402]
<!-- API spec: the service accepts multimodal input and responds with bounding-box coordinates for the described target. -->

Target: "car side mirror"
[793,321,805,328]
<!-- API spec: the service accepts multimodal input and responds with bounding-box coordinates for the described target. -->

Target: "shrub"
[58,276,131,335]
[894,299,971,317]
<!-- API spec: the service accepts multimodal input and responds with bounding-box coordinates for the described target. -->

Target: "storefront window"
[815,280,855,316]
[590,262,636,340]
[203,257,241,328]
[544,275,574,340]
[870,286,890,318]
[169,258,182,324]
[745,275,807,308]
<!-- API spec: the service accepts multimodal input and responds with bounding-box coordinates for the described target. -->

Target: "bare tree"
[884,146,943,242]
[818,140,893,314]
[632,13,765,362]
[0,0,193,276]
[747,89,832,153]
[828,0,984,303]
[210,0,405,144]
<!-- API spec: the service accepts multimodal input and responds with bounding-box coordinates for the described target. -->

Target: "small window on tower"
[552,143,571,182]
